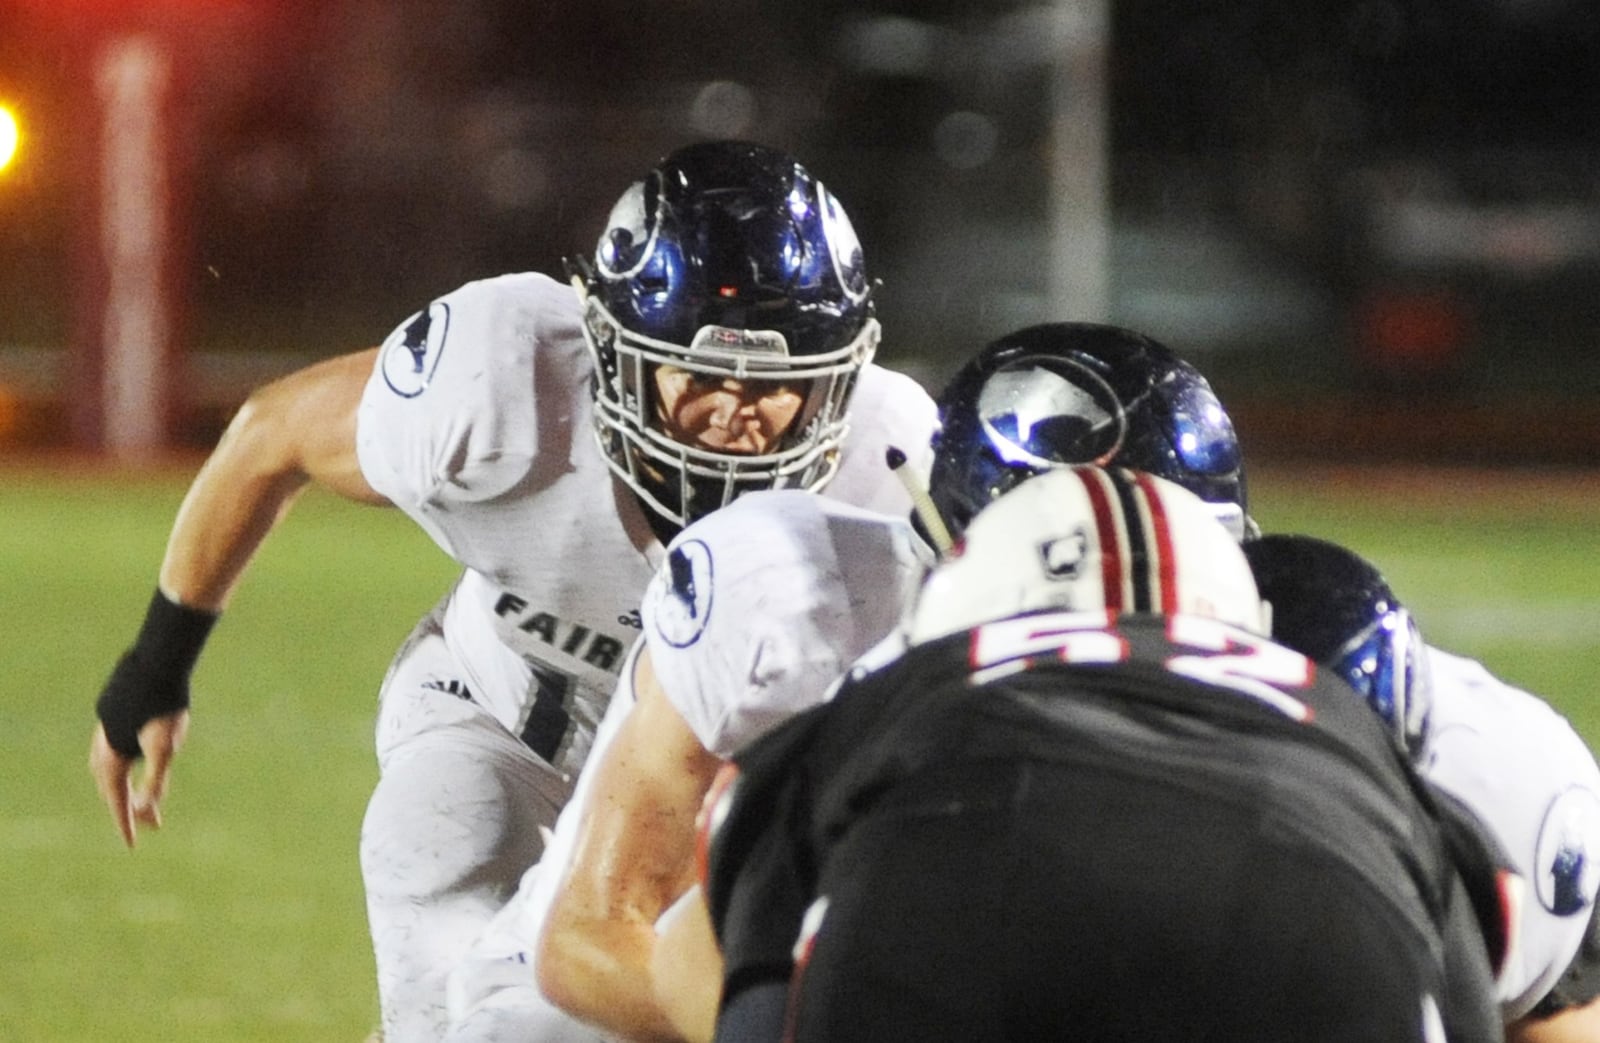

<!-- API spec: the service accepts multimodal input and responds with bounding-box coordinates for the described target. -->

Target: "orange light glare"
[0,107,18,173]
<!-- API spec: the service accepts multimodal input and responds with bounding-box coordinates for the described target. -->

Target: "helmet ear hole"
[605,230,636,263]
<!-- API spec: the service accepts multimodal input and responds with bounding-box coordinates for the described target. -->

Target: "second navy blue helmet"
[927,323,1248,542]
[1243,534,1433,761]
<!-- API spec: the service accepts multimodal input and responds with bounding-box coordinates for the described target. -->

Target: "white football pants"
[360,610,589,1042]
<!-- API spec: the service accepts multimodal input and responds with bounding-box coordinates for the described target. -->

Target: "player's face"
[653,364,805,454]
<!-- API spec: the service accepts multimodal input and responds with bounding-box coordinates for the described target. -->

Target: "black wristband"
[95,588,218,758]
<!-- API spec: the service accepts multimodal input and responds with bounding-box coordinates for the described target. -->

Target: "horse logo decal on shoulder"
[380,300,451,398]
[649,539,715,649]
[1536,786,1600,916]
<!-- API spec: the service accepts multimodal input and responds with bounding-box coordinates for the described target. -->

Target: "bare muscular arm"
[1509,997,1600,1043]
[538,647,723,1041]
[90,348,389,846]
[159,347,388,610]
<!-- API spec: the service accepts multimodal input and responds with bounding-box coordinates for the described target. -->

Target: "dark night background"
[1,0,1597,459]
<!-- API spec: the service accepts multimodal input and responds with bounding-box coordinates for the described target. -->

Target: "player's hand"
[89,710,190,848]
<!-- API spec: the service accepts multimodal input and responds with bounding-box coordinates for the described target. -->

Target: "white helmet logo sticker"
[980,360,1125,468]
[1039,530,1089,580]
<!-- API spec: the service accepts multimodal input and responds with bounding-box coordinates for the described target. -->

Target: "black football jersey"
[703,610,1511,992]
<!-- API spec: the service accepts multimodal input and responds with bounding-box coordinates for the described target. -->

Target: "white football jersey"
[527,490,927,913]
[1422,647,1600,1021]
[354,271,936,777]
[462,490,930,1030]
[642,489,931,757]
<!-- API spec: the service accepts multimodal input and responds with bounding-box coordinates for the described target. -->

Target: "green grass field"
[1,463,458,1042]
[1246,463,1600,741]
[1,460,1595,1041]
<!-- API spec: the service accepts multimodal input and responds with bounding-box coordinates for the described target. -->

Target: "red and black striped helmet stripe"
[1073,468,1178,614]
[1132,470,1180,615]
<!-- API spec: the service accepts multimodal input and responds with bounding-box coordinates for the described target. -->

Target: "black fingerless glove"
[95,588,218,758]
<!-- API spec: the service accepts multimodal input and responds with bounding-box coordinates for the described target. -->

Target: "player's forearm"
[539,918,683,1042]
[540,660,722,1038]
[651,886,721,1043]
[1509,998,1600,1043]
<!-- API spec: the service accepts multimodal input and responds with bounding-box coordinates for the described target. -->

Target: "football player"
[538,319,1595,1041]
[928,323,1600,1041]
[494,322,1250,1040]
[85,141,937,1043]
[700,467,1505,1041]
[443,488,931,1040]
[1244,534,1600,1042]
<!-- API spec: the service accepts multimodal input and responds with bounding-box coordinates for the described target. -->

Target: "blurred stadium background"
[1,0,1596,1039]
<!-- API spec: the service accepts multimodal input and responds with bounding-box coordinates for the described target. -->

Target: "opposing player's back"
[700,468,1505,1043]
[711,610,1455,915]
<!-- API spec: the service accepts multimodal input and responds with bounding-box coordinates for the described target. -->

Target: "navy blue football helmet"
[572,141,878,528]
[1243,534,1433,761]
[927,323,1248,542]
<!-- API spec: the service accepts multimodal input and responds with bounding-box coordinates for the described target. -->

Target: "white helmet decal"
[978,361,1124,468]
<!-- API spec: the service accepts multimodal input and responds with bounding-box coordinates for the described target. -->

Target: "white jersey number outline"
[969,611,1313,721]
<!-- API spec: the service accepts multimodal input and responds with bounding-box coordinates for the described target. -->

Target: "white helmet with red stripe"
[907,465,1268,645]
